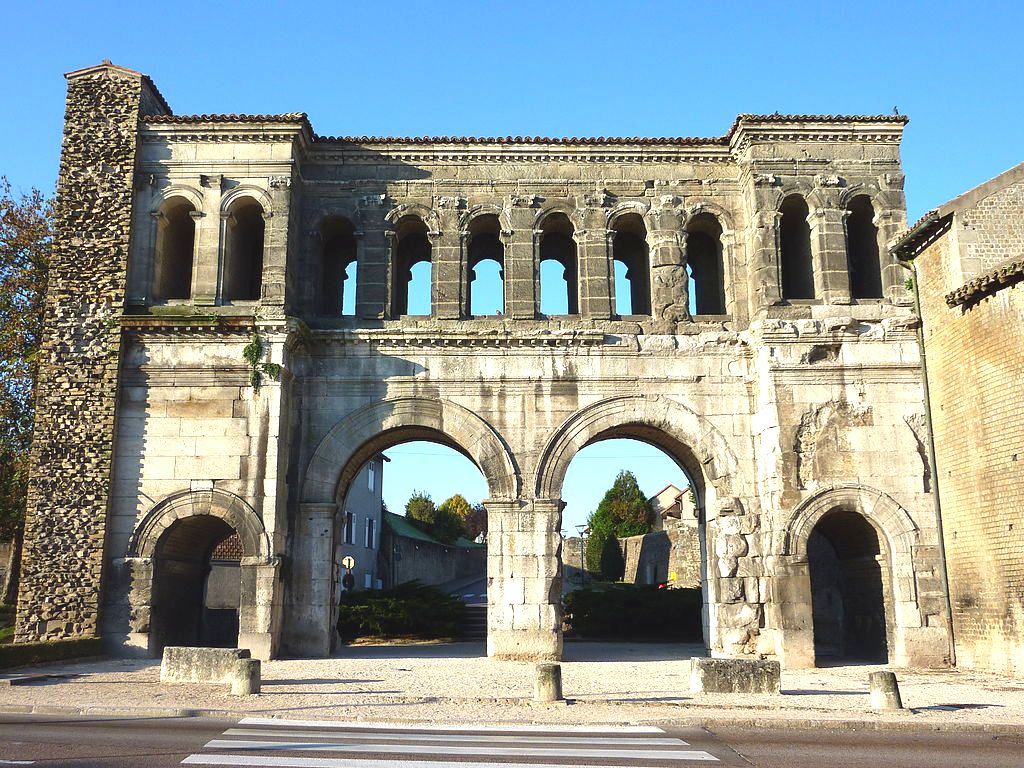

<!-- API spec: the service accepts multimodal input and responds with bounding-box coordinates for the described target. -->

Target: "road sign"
[341,556,355,569]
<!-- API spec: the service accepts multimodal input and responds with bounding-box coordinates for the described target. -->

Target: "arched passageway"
[808,509,891,663]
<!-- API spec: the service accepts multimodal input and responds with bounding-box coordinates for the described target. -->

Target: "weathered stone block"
[690,657,781,694]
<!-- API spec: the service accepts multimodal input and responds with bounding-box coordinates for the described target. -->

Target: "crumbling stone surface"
[690,657,781,694]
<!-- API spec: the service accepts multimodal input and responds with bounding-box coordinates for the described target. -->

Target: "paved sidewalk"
[1,641,1022,731]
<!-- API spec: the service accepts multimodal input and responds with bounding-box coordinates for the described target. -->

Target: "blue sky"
[3,2,1020,534]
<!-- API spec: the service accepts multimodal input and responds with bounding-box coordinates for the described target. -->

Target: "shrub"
[585,471,654,578]
[337,581,466,641]
[564,584,703,642]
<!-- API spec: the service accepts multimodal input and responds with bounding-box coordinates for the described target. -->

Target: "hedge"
[337,581,466,641]
[0,637,104,670]
[564,584,703,641]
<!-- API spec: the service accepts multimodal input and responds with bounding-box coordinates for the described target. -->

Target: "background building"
[891,162,1024,676]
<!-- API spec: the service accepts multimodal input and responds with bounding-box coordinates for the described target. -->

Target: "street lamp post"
[575,524,588,586]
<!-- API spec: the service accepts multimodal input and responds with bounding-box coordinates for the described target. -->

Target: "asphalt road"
[0,713,1021,767]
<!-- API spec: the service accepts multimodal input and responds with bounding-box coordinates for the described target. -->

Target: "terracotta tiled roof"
[140,112,907,145]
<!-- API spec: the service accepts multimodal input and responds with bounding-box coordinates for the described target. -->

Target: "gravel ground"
[2,641,1022,729]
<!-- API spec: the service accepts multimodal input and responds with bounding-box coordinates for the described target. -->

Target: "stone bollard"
[868,671,903,710]
[230,658,261,696]
[534,663,563,703]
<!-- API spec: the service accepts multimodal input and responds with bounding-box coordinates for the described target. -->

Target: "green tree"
[0,178,52,604]
[437,493,471,522]
[465,502,488,541]
[405,491,436,531]
[584,470,653,578]
[433,494,470,545]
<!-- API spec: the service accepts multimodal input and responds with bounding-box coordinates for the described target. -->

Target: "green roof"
[382,511,484,548]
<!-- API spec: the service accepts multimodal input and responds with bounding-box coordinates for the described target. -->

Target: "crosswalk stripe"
[223,728,689,746]
[204,739,715,760]
[184,758,717,768]
[237,717,665,734]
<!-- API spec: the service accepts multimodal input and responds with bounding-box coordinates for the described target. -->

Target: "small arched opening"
[152,197,196,303]
[611,213,650,316]
[538,213,578,316]
[223,198,265,303]
[779,194,815,301]
[467,214,505,316]
[151,515,241,651]
[808,509,891,663]
[685,213,726,315]
[320,216,358,316]
[392,216,432,316]
[845,195,884,299]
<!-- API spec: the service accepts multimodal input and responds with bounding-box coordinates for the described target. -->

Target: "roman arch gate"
[15,63,953,669]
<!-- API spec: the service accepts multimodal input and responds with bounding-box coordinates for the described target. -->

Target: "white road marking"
[237,717,665,734]
[204,739,714,760]
[223,728,688,745]
[0,761,36,766]
[185,757,716,768]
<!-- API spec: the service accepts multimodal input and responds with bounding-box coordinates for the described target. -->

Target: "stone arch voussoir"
[127,488,270,561]
[534,394,741,506]
[779,483,919,559]
[302,397,520,505]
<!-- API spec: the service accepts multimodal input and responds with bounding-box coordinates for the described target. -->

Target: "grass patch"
[0,604,14,645]
[564,584,704,642]
[337,581,466,642]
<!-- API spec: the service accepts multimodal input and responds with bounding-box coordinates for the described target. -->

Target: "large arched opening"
[808,509,892,663]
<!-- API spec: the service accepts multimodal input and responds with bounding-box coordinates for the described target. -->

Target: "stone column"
[356,203,389,320]
[284,502,337,656]
[192,174,223,306]
[504,198,538,319]
[875,207,909,303]
[750,207,782,309]
[767,555,816,668]
[486,498,563,661]
[238,557,281,661]
[649,202,689,326]
[261,175,292,316]
[576,207,614,318]
[432,202,464,319]
[809,204,852,304]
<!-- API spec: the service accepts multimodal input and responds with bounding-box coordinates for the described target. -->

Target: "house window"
[344,511,355,545]
[364,572,373,589]
[365,518,376,549]
[368,464,375,492]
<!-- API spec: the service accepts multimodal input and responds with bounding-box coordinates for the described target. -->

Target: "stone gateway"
[15,62,952,669]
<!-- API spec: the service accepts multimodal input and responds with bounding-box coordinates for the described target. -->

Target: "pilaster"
[809,203,852,304]
[504,199,538,319]
[649,201,689,325]
[432,201,464,319]
[282,502,337,656]
[577,207,614,319]
[193,173,223,305]
[356,201,389,319]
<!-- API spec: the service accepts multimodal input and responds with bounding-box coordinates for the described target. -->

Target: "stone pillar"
[504,198,538,319]
[809,204,852,304]
[283,503,336,656]
[649,202,689,326]
[768,555,816,668]
[486,498,563,661]
[261,175,292,316]
[577,207,614,319]
[875,207,909,303]
[238,557,280,661]
[356,203,389,319]
[192,173,223,306]
[16,63,164,644]
[432,202,464,319]
[747,184,784,310]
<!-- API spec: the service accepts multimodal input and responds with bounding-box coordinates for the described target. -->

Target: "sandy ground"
[2,641,1023,729]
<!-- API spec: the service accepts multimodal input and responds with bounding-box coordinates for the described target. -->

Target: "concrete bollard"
[534,663,563,702]
[230,658,261,696]
[868,671,903,710]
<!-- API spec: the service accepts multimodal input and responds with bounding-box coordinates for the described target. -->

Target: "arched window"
[320,216,358,316]
[467,214,504,316]
[392,216,432,316]
[152,197,196,302]
[685,213,726,315]
[779,194,814,301]
[845,195,883,299]
[611,213,650,316]
[538,213,578,315]
[223,198,265,303]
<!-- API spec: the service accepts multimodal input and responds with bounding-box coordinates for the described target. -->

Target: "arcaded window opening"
[808,509,890,663]
[845,195,884,299]
[538,213,578,315]
[152,197,196,303]
[223,199,265,303]
[611,213,650,316]
[320,216,358,316]
[392,216,432,316]
[685,213,726,315]
[467,214,505,316]
[779,194,815,301]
